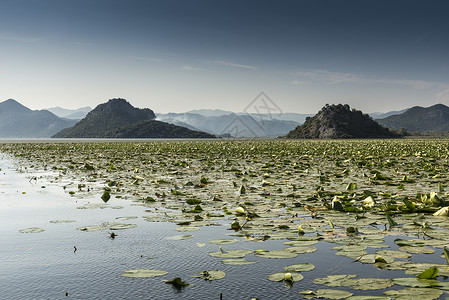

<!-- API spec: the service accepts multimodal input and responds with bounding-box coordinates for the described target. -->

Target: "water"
[0,153,445,300]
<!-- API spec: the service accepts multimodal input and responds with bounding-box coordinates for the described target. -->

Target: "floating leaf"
[417,267,439,279]
[254,249,298,259]
[300,289,353,299]
[101,190,111,203]
[444,246,449,265]
[221,259,258,265]
[121,269,168,278]
[19,227,45,233]
[209,239,238,245]
[267,272,303,282]
[284,263,315,272]
[166,234,194,240]
[384,287,443,300]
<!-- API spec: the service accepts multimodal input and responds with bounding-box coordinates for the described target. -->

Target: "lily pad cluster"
[3,140,449,298]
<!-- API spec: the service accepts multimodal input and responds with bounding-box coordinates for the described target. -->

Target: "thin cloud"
[181,65,205,71]
[132,56,164,62]
[292,69,443,90]
[0,32,42,43]
[212,60,257,70]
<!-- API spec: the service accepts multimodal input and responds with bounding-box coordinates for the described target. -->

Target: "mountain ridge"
[376,103,449,132]
[0,99,77,138]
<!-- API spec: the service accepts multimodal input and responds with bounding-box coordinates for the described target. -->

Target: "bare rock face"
[284,104,398,139]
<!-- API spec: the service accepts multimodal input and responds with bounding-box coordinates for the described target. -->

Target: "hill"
[0,99,77,138]
[376,104,449,132]
[110,120,215,138]
[53,98,215,138]
[53,98,156,138]
[284,104,398,139]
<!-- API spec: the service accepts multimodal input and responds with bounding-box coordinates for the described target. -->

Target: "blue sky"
[1,0,448,114]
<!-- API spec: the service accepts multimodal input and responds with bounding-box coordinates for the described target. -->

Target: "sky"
[1,0,448,114]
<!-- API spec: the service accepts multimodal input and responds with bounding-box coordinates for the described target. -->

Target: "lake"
[1,140,449,299]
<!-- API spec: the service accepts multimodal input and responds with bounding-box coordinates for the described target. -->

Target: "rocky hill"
[284,104,398,139]
[53,98,215,138]
[0,99,77,138]
[111,120,215,138]
[376,104,449,132]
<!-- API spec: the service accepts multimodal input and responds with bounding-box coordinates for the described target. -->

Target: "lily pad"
[267,272,303,282]
[121,269,168,278]
[209,249,253,258]
[166,234,194,240]
[384,287,443,300]
[300,289,353,299]
[19,227,45,233]
[221,258,259,265]
[254,249,298,259]
[284,263,315,272]
[209,239,238,245]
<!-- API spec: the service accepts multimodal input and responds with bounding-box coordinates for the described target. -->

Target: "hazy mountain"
[0,99,77,138]
[53,98,214,138]
[284,104,398,139]
[376,104,449,132]
[46,106,92,119]
[369,108,409,119]
[186,109,234,117]
[156,112,300,137]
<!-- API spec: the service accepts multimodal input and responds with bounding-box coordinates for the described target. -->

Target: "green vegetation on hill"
[53,98,215,138]
[53,98,156,138]
[110,120,215,138]
[376,104,449,133]
[284,104,399,139]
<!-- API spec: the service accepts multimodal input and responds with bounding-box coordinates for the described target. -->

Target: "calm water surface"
[0,153,443,300]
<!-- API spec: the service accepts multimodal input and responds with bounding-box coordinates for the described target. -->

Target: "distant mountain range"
[376,104,449,133]
[53,98,215,138]
[0,99,77,138]
[156,112,302,137]
[2,98,449,138]
[45,106,92,120]
[284,104,398,139]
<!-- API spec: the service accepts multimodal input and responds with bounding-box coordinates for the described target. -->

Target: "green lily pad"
[313,275,357,286]
[417,267,439,279]
[209,249,253,258]
[300,289,353,299]
[345,296,390,300]
[121,269,168,278]
[175,226,200,232]
[267,272,303,282]
[19,227,45,233]
[399,246,435,254]
[109,223,137,230]
[209,239,238,245]
[50,219,76,223]
[254,249,298,259]
[166,234,194,240]
[284,263,315,272]
[221,258,259,265]
[384,287,443,300]
[341,278,393,290]
[284,246,317,254]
